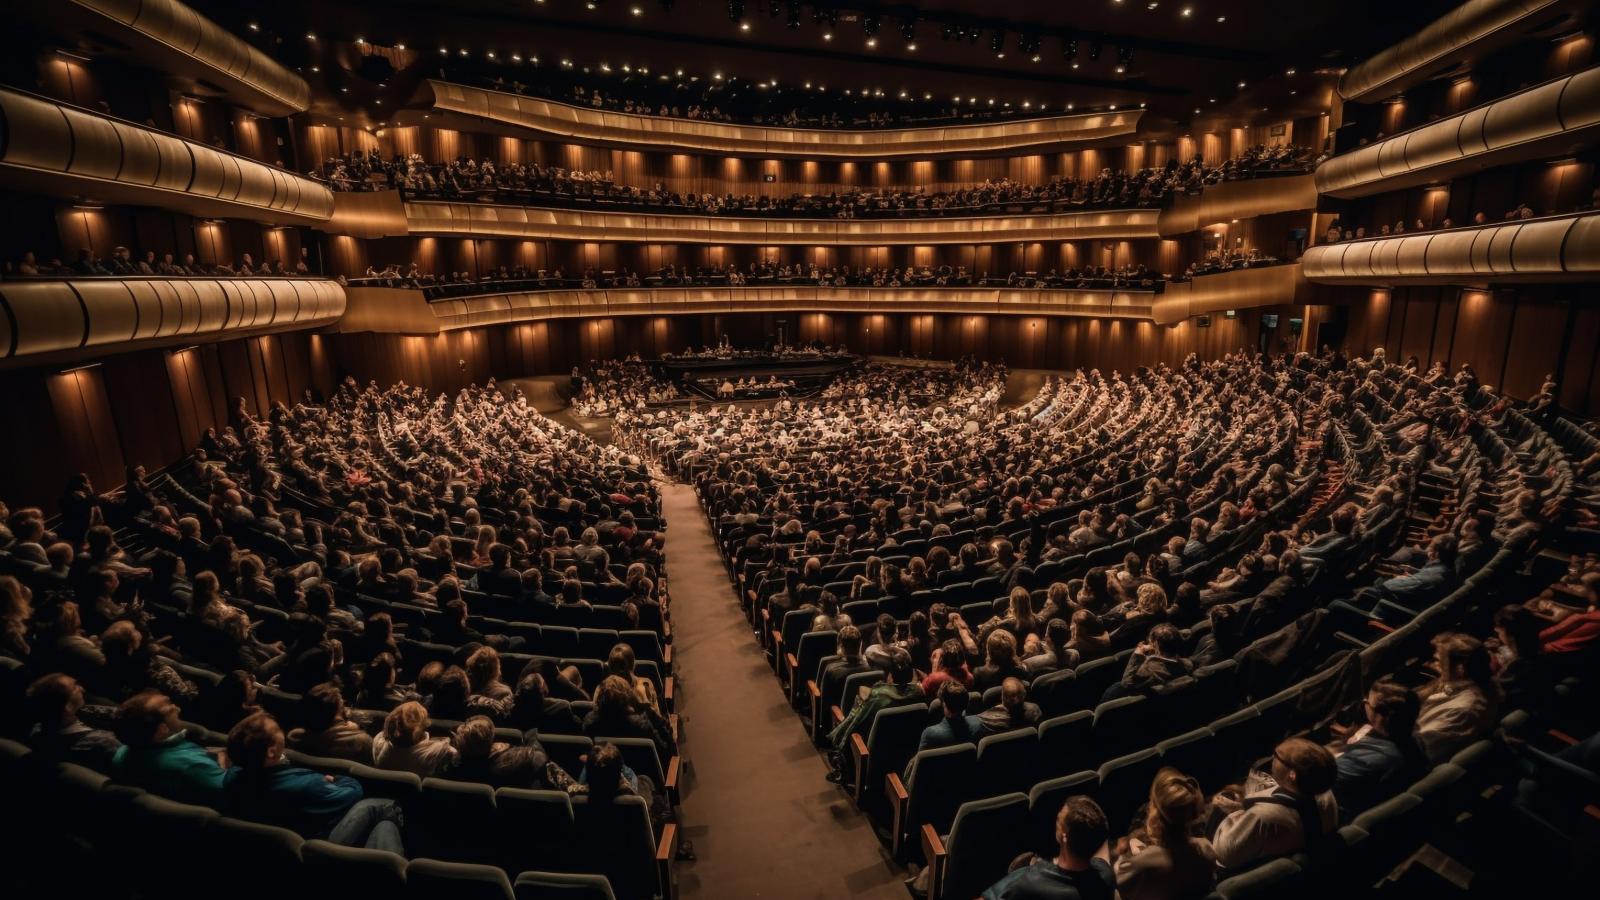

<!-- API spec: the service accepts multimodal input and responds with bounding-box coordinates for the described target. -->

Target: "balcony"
[1151,264,1307,325]
[421,80,1144,159]
[1338,0,1584,103]
[337,284,1156,335]
[1317,66,1600,199]
[0,87,334,224]
[403,201,1160,245]
[1299,211,1600,285]
[1157,175,1318,237]
[0,277,345,368]
[15,0,311,115]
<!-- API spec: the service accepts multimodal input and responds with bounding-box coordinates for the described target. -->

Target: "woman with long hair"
[1114,767,1216,900]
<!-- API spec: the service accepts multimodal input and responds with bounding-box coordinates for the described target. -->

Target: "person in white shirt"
[1415,632,1499,763]
[1210,737,1338,873]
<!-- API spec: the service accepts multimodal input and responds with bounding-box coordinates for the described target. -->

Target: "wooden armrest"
[783,652,798,689]
[665,754,681,806]
[807,679,822,726]
[831,705,844,725]
[806,681,822,700]
[664,677,674,704]
[662,645,672,665]
[850,732,869,800]
[655,821,678,900]
[1584,804,1600,822]
[921,824,947,900]
[1366,619,1396,634]
[1550,729,1579,746]
[669,713,679,743]
[887,771,909,855]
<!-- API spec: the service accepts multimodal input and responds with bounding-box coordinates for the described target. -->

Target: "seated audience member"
[1023,617,1079,673]
[1111,624,1193,700]
[225,712,404,852]
[1416,632,1500,763]
[982,795,1115,899]
[827,646,923,772]
[1538,574,1600,658]
[978,677,1042,735]
[1113,769,1216,900]
[372,701,459,776]
[25,673,121,771]
[111,690,230,807]
[286,681,375,763]
[507,670,584,736]
[584,674,676,762]
[445,715,567,789]
[818,624,872,707]
[1210,737,1338,872]
[973,629,1029,693]
[1328,678,1424,821]
[919,679,983,751]
[1370,533,1460,607]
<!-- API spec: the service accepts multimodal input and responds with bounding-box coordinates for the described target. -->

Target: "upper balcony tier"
[1317,66,1600,199]
[403,200,1160,245]
[421,81,1144,160]
[16,0,311,116]
[1338,0,1586,103]
[0,87,334,225]
[1300,210,1600,285]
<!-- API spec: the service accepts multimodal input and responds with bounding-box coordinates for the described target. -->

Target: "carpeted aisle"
[661,480,908,900]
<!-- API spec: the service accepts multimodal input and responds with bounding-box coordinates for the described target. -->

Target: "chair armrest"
[662,645,672,666]
[655,821,678,900]
[831,705,844,726]
[664,676,674,705]
[1366,618,1395,634]
[784,653,798,689]
[807,680,822,725]
[850,732,869,801]
[921,824,947,900]
[665,755,682,806]
[669,713,679,743]
[887,772,910,856]
[1551,729,1579,746]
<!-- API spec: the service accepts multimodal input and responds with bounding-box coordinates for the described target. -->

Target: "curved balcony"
[1317,67,1600,199]
[0,277,346,368]
[337,284,1155,335]
[1299,211,1600,285]
[16,0,311,116]
[1151,264,1307,325]
[1339,0,1583,103]
[1156,175,1318,237]
[0,87,334,225]
[423,80,1143,159]
[404,201,1159,245]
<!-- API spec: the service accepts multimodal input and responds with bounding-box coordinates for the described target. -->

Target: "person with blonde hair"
[372,701,458,776]
[1416,632,1500,763]
[1114,768,1216,900]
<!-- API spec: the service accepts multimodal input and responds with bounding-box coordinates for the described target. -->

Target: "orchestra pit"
[5,1,1600,898]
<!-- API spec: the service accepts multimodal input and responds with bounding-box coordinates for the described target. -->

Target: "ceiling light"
[1216,15,1226,22]
[1237,81,1245,88]
[1067,103,1074,110]
[305,32,317,41]
[310,66,320,72]
[395,43,406,50]
[907,42,917,51]
[741,22,751,31]
[676,69,684,76]
[866,37,877,48]
[248,22,260,32]
[355,36,366,44]
[1182,5,1192,14]
[1286,68,1297,76]
[439,47,448,55]
[632,5,643,14]
[823,31,833,41]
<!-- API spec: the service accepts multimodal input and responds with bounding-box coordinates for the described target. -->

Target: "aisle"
[661,481,907,900]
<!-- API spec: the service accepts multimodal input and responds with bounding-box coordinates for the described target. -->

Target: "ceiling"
[196,0,1460,137]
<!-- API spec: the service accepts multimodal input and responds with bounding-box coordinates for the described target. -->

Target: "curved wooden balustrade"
[1156,176,1318,237]
[424,81,1144,159]
[1339,0,1582,103]
[404,201,1160,245]
[1300,211,1600,285]
[0,278,345,368]
[1318,66,1600,199]
[0,87,334,224]
[337,285,1155,335]
[15,0,311,116]
[1150,264,1307,325]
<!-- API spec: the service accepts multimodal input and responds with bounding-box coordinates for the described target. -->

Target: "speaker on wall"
[1196,315,1212,327]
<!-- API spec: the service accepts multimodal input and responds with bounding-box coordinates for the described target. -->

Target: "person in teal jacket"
[224,711,404,851]
[112,691,228,808]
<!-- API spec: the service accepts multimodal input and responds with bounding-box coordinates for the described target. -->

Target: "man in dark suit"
[472,543,525,598]
[1372,534,1459,609]
[918,680,983,751]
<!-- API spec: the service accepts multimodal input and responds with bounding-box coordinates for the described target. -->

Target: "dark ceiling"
[195,0,1460,136]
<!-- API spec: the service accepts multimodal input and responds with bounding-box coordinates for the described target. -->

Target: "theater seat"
[302,840,407,896]
[976,728,1039,797]
[1214,856,1303,899]
[1090,695,1152,759]
[203,817,304,899]
[418,777,497,862]
[514,871,618,900]
[494,788,575,872]
[893,743,978,859]
[1028,668,1077,718]
[404,859,515,900]
[1036,710,1094,778]
[570,794,674,900]
[1095,749,1163,835]
[851,702,927,809]
[925,792,1030,900]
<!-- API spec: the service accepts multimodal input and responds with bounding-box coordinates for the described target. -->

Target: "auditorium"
[2,0,1599,897]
